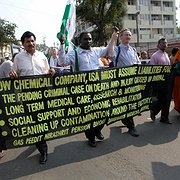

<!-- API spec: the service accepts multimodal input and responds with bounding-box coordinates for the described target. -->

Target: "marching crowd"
[0,28,180,164]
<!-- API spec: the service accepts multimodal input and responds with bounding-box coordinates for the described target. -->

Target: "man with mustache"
[10,31,55,164]
[149,38,172,124]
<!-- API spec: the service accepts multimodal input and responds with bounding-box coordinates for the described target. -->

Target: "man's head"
[141,51,148,59]
[4,52,10,60]
[21,31,36,54]
[119,28,132,45]
[51,48,58,57]
[157,38,168,52]
[171,47,179,57]
[79,32,92,50]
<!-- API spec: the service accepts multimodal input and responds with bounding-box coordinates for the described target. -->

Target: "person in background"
[0,53,17,157]
[172,49,180,113]
[140,51,150,64]
[108,27,141,137]
[4,52,11,60]
[49,48,58,68]
[0,57,13,78]
[100,56,110,67]
[59,31,109,147]
[170,47,179,64]
[149,38,172,124]
[9,31,55,164]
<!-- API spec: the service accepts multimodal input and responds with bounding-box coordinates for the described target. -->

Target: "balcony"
[151,6,162,13]
[139,6,150,13]
[127,5,137,13]
[139,20,150,26]
[151,20,162,26]
[163,6,173,13]
[152,34,163,39]
[140,34,151,42]
[124,20,136,28]
[163,20,174,26]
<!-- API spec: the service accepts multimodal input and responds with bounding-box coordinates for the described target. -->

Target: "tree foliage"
[36,44,49,54]
[76,0,127,46]
[0,18,18,48]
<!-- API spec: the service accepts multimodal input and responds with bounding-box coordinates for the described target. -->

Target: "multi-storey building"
[126,0,177,50]
[76,0,177,51]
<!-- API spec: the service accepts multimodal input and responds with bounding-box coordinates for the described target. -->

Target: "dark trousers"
[121,117,135,130]
[0,128,6,152]
[35,139,47,155]
[85,124,104,141]
[150,81,172,121]
[151,89,171,121]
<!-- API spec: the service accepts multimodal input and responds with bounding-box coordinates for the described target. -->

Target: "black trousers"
[85,124,104,141]
[0,128,6,152]
[150,88,171,121]
[150,79,172,121]
[35,138,47,155]
[121,117,135,130]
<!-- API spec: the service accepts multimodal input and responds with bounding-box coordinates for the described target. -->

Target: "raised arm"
[108,27,119,57]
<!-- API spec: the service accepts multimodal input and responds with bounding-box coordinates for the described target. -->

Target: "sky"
[0,0,180,47]
[0,0,67,47]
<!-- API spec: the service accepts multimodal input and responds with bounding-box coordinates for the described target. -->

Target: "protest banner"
[0,65,172,148]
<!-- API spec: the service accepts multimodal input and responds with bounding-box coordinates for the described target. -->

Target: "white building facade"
[126,0,177,50]
[76,0,177,50]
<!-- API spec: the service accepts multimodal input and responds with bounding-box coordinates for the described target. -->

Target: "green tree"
[76,0,127,46]
[36,44,49,54]
[0,18,17,50]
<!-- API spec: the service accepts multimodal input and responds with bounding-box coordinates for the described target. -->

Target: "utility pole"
[135,11,140,48]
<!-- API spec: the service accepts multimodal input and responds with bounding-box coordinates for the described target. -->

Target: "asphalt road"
[0,101,180,180]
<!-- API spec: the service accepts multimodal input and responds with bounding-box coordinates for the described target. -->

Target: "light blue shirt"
[112,44,141,67]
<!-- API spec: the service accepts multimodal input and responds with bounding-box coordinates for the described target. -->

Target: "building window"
[163,2,172,7]
[163,15,173,21]
[151,15,161,20]
[140,28,150,31]
[139,0,149,6]
[128,0,134,5]
[151,1,161,6]
[140,14,150,20]
[128,14,136,20]
[156,28,162,34]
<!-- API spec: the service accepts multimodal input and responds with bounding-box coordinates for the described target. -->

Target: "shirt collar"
[78,47,93,54]
[24,50,37,56]
[120,43,130,49]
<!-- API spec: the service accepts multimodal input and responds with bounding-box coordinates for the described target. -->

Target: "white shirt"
[59,46,108,71]
[0,60,13,78]
[13,50,50,76]
[49,56,58,67]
